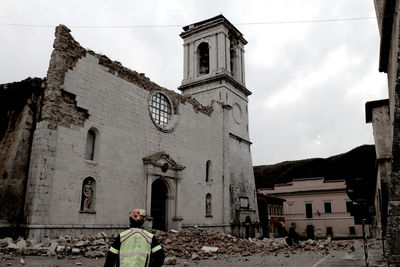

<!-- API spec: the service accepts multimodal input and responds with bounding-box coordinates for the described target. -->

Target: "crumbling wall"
[40,24,213,128]
[89,49,214,116]
[21,24,225,238]
[0,78,43,235]
[40,25,89,130]
[228,137,261,238]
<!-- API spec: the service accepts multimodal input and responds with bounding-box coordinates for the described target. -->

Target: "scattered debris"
[0,228,372,262]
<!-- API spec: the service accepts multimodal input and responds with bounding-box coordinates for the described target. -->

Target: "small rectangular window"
[305,203,313,218]
[324,202,332,213]
[349,226,356,235]
[326,227,333,236]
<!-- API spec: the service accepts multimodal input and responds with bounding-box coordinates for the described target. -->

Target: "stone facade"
[366,100,391,243]
[372,1,400,264]
[0,78,44,237]
[0,15,260,239]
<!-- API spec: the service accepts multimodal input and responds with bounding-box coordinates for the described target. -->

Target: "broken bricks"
[0,228,368,262]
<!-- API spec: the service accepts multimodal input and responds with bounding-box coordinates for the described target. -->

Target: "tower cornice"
[178,73,252,96]
[180,14,247,45]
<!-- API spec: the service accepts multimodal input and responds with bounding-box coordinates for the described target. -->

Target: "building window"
[230,40,237,78]
[346,201,353,213]
[305,203,313,218]
[206,160,211,182]
[206,193,212,217]
[198,42,209,75]
[324,202,332,213]
[85,130,96,160]
[80,177,96,212]
[150,93,172,127]
[326,227,333,236]
[349,226,356,235]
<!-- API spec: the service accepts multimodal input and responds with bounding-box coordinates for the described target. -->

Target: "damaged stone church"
[0,15,260,239]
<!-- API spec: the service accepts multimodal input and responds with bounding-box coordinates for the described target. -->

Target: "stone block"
[16,240,26,249]
[71,248,80,255]
[84,251,105,258]
[164,256,177,265]
[74,241,89,247]
[48,241,58,255]
[22,247,42,255]
[56,245,65,253]
[0,239,8,248]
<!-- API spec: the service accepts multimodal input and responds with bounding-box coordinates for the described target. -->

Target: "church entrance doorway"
[151,179,168,231]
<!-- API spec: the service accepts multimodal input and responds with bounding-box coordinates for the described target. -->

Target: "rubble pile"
[0,228,359,261]
[0,232,114,259]
[152,228,356,260]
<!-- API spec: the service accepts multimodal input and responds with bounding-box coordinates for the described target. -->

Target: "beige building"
[0,15,260,239]
[259,177,370,239]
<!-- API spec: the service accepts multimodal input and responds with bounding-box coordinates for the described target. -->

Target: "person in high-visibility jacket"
[104,209,165,267]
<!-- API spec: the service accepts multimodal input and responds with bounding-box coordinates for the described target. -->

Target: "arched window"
[206,160,212,182]
[80,177,96,212]
[230,36,239,79]
[85,129,96,160]
[198,42,209,75]
[206,193,212,217]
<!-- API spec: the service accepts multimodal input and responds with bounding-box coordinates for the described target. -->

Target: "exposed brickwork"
[41,25,89,130]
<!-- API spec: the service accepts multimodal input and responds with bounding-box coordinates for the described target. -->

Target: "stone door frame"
[143,152,185,231]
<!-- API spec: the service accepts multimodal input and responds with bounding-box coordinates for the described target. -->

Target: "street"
[0,240,385,267]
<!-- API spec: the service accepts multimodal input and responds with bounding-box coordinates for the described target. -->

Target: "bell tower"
[179,15,251,106]
[179,15,261,238]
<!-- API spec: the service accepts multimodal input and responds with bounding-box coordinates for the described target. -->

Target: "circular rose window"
[150,93,172,127]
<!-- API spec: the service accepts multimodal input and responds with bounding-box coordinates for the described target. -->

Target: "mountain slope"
[254,145,376,190]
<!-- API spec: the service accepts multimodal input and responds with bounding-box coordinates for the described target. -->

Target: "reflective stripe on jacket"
[119,228,153,267]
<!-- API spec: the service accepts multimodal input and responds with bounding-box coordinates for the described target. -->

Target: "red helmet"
[129,209,146,221]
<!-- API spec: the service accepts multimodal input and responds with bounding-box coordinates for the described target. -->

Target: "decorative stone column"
[172,171,183,230]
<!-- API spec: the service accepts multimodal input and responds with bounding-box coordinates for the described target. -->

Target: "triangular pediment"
[143,151,185,171]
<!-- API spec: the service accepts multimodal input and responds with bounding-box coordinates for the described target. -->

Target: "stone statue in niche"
[82,180,93,211]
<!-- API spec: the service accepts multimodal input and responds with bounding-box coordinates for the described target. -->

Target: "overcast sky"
[0,0,388,165]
